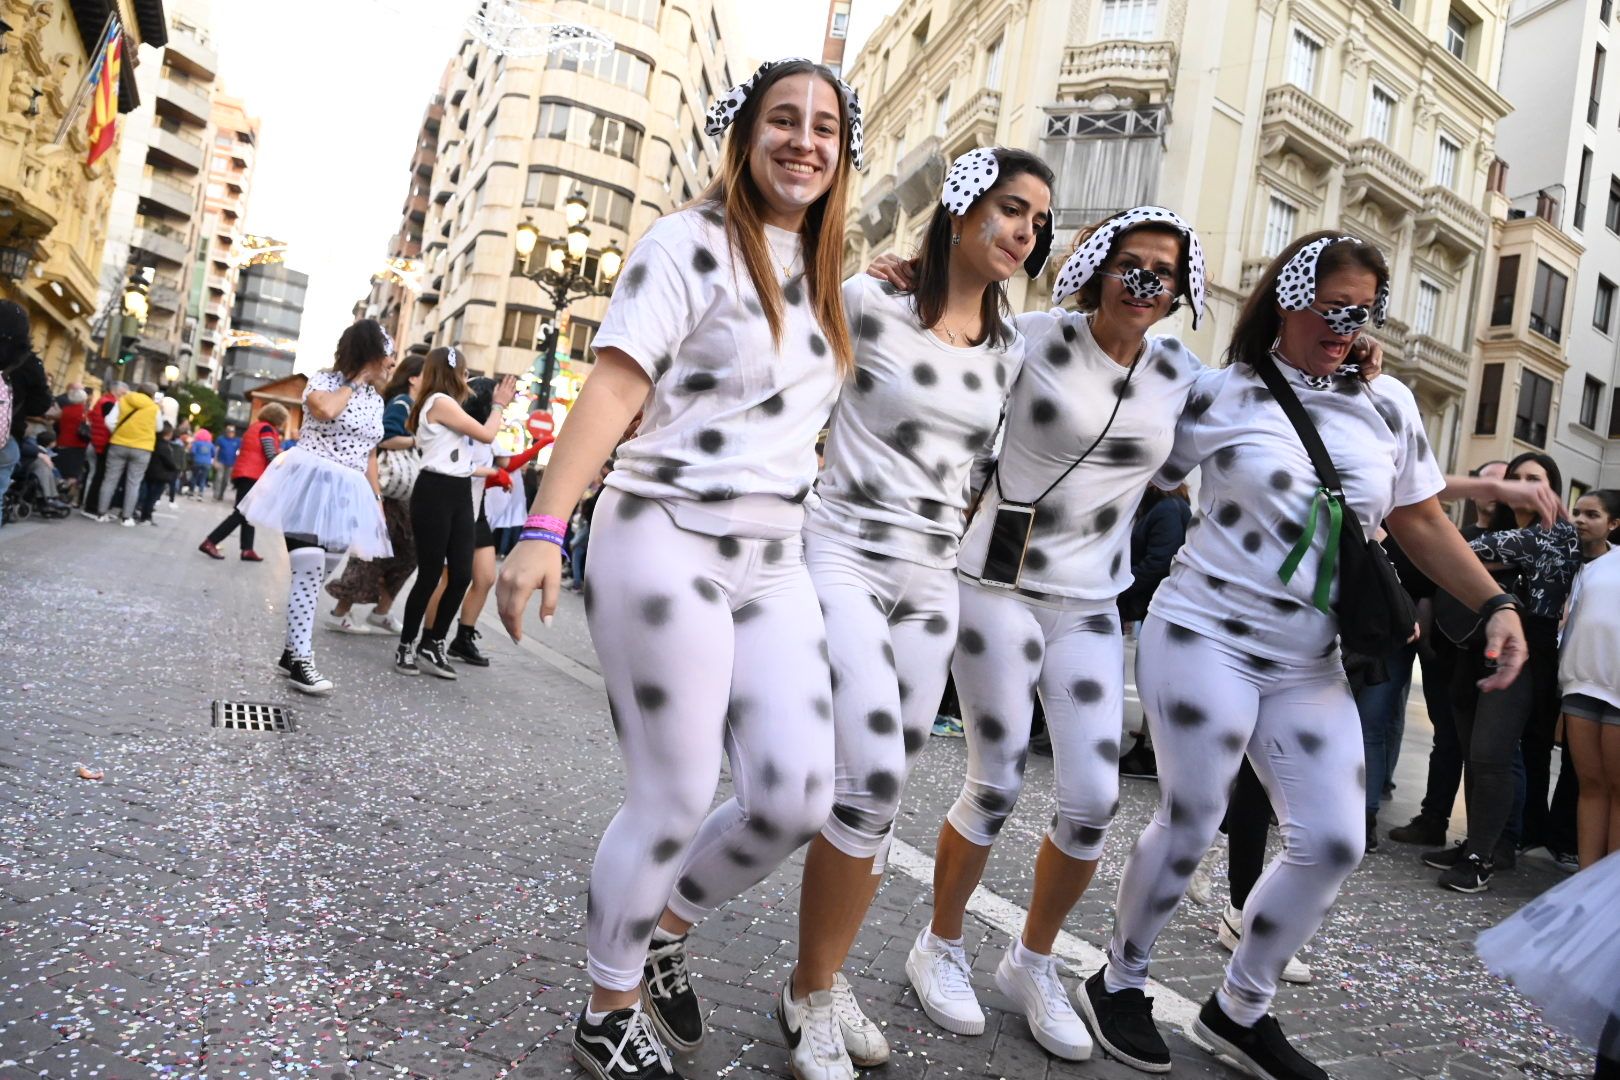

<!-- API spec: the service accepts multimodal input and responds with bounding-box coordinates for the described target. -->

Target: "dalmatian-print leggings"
[946,585,1125,861]
[1106,615,1364,1025]
[582,490,835,992]
[285,535,342,660]
[807,532,957,872]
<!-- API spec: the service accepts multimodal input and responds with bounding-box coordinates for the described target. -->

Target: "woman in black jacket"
[135,424,185,524]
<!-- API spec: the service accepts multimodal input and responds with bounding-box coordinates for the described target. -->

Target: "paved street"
[0,501,1595,1079]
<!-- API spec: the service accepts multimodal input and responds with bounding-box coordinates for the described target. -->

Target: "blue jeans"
[191,464,209,492]
[1356,643,1417,813]
[0,437,19,527]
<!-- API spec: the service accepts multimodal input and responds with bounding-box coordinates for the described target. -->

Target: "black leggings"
[206,476,258,550]
[400,471,474,646]
[1224,758,1271,911]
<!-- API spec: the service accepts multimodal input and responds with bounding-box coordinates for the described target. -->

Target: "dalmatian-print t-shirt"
[1148,361,1446,662]
[594,205,842,539]
[956,309,1206,603]
[297,370,384,474]
[807,274,1024,568]
[416,392,477,478]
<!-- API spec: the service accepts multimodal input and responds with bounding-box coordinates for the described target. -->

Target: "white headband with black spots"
[446,347,458,369]
[939,147,1054,278]
[1051,205,1207,327]
[703,58,866,171]
[1275,235,1390,332]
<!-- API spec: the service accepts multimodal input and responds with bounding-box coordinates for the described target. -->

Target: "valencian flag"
[85,19,124,167]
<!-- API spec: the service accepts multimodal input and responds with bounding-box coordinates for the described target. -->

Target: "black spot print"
[1111,551,1124,576]
[867,771,900,801]
[717,537,741,559]
[812,697,832,720]
[1277,519,1305,544]
[854,368,875,393]
[1167,623,1197,643]
[876,280,899,296]
[1073,679,1104,703]
[654,461,682,484]
[744,297,763,316]
[791,484,811,504]
[963,371,982,391]
[1270,596,1303,614]
[747,816,782,841]
[1045,341,1072,366]
[1168,701,1207,728]
[1149,892,1181,916]
[652,838,682,863]
[1096,740,1120,764]
[994,361,1008,388]
[893,420,923,450]
[783,277,804,305]
[913,363,937,385]
[1024,547,1049,572]
[727,697,753,728]
[898,680,911,701]
[1355,762,1367,789]
[634,684,668,711]
[653,356,673,380]
[1031,398,1059,425]
[733,604,763,624]
[697,429,726,454]
[1243,385,1274,406]
[763,540,784,563]
[916,497,949,520]
[1221,618,1254,638]
[1250,912,1278,937]
[760,761,783,791]
[1298,731,1324,755]
[1243,531,1263,553]
[692,248,719,274]
[978,715,1006,742]
[1101,438,1148,465]
[1186,392,1214,420]
[1022,639,1043,662]
[617,495,647,520]
[449,448,460,463]
[1220,730,1246,752]
[726,847,759,868]
[1215,502,1243,527]
[681,372,719,393]
[1245,652,1281,672]
[1170,854,1202,876]
[1113,376,1136,400]
[623,263,649,294]
[1214,446,1238,471]
[1095,505,1120,532]
[700,486,737,502]
[1074,824,1108,848]
[1325,838,1358,869]
[1079,613,1116,634]
[924,613,950,635]
[1153,354,1179,379]
[809,333,827,357]
[856,313,882,340]
[629,914,660,940]
[904,727,927,755]
[960,628,986,655]
[1270,469,1293,491]
[640,595,673,626]
[880,641,896,667]
[978,789,1013,814]
[1205,575,1229,591]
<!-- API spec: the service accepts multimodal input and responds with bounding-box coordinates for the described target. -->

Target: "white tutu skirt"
[1476,849,1620,1055]
[239,446,393,559]
[484,483,529,530]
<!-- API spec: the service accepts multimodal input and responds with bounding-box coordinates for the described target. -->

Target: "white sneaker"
[326,613,372,635]
[994,946,1092,1060]
[365,610,403,633]
[1187,841,1223,906]
[905,929,985,1036]
[830,973,888,1067]
[1217,903,1313,984]
[121,518,136,528]
[777,978,854,1080]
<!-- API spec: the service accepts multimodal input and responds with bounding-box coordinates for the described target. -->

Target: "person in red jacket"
[53,385,89,500]
[197,403,288,561]
[77,385,120,515]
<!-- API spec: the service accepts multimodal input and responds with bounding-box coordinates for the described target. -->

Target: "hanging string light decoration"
[465,1,614,60]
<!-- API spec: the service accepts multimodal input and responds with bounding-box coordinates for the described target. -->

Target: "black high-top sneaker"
[447,624,490,667]
[286,657,333,696]
[1438,851,1494,893]
[572,1005,680,1079]
[276,649,294,677]
[641,933,704,1052]
[393,642,419,676]
[415,637,457,680]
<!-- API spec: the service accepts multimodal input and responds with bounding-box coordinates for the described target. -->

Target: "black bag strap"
[1252,352,1343,498]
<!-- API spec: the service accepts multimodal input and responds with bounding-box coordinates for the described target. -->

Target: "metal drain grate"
[212,701,294,733]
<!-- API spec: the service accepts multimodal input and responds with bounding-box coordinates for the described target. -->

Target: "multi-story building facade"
[95,0,217,389]
[404,0,737,408]
[219,253,306,423]
[193,91,259,385]
[844,0,1512,471]
[359,77,445,351]
[1462,0,1620,493]
[0,0,168,389]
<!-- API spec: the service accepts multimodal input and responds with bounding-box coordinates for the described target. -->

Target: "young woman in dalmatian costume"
[1088,233,1528,1080]
[776,146,1055,1080]
[496,59,863,1080]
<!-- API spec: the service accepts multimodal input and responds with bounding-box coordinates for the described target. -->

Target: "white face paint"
[747,73,841,227]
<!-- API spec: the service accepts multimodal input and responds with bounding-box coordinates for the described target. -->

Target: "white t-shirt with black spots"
[1148,361,1446,662]
[593,205,842,540]
[956,310,1206,604]
[416,392,477,478]
[807,275,1024,568]
[298,370,384,473]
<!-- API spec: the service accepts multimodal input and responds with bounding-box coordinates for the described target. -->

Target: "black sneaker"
[1422,841,1466,869]
[286,657,333,696]
[276,649,294,677]
[1119,737,1158,780]
[394,643,419,676]
[447,625,490,667]
[1192,994,1327,1080]
[1365,810,1379,854]
[416,637,458,680]
[572,1005,680,1079]
[1388,814,1447,846]
[1077,967,1169,1073]
[641,934,704,1053]
[1438,852,1493,893]
[1493,838,1518,872]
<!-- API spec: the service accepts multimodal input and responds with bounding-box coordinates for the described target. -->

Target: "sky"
[204,0,900,371]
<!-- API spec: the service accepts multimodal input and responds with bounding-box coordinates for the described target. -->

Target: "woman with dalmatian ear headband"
[1087,232,1527,1079]
[496,57,861,1080]
[867,205,1212,1063]
[769,145,1054,1080]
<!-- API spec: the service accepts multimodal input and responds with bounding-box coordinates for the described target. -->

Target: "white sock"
[584,1005,610,1025]
[1012,938,1047,968]
[651,925,682,944]
[923,928,963,951]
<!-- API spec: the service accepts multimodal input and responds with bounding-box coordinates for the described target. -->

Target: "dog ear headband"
[704,58,866,172]
[940,147,1054,278]
[1275,235,1390,334]
[1051,205,1206,327]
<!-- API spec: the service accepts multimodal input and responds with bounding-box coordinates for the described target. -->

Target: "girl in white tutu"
[241,319,396,695]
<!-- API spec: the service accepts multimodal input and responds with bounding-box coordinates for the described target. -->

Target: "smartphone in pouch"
[978,502,1036,589]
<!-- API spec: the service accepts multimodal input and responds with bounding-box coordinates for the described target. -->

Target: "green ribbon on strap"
[1277,485,1343,614]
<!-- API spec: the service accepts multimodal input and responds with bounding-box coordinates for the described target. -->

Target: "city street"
[0,503,1595,1080]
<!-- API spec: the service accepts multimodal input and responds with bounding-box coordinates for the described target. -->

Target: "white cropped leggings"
[1107,615,1364,1025]
[946,584,1125,861]
[582,490,835,992]
[807,532,958,872]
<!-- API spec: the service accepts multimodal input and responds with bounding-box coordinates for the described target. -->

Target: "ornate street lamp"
[0,244,32,281]
[122,277,150,324]
[511,188,623,415]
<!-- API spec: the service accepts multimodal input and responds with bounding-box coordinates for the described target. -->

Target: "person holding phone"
[1086,234,1528,1079]
[783,147,1053,1079]
[495,59,862,1080]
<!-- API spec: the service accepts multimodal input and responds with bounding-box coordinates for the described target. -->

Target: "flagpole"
[52,11,120,146]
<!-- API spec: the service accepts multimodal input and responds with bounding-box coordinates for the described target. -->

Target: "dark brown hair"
[407,346,468,432]
[909,147,1053,350]
[334,318,392,379]
[1224,230,1389,368]
[381,352,425,401]
[700,60,856,376]
[1070,212,1188,316]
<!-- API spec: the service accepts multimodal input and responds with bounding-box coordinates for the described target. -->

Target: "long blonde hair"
[700,60,855,377]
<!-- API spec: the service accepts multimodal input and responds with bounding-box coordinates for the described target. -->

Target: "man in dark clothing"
[0,301,53,528]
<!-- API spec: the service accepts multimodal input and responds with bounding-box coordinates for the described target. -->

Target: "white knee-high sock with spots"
[285,547,328,660]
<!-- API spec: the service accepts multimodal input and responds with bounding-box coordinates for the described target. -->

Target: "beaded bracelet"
[525,513,567,534]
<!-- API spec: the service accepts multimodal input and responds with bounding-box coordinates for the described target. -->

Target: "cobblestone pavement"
[0,503,1594,1079]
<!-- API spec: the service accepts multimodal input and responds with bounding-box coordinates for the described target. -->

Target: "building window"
[934,87,952,139]
[500,308,543,349]
[536,102,644,162]
[830,3,849,39]
[1604,0,1614,23]
[984,35,1005,91]
[1610,387,1620,438]
[1434,134,1460,190]
[568,319,599,361]
[1287,27,1322,93]
[1577,147,1594,230]
[1514,368,1555,447]
[893,128,907,168]
[1598,276,1617,333]
[586,0,658,26]
[1475,363,1503,435]
[1490,254,1520,327]
[1414,279,1441,337]
[546,46,652,95]
[1099,0,1159,40]
[1263,195,1298,257]
[523,170,633,230]
[1591,45,1607,126]
[1530,261,1569,342]
[684,125,702,173]
[1367,85,1396,144]
[1445,9,1470,62]
[1580,376,1604,428]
